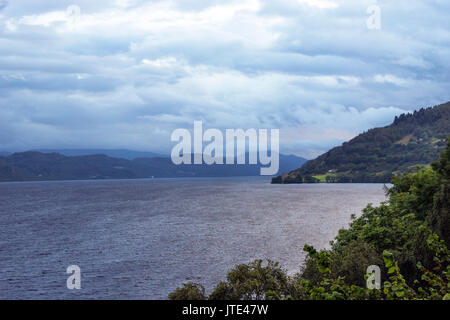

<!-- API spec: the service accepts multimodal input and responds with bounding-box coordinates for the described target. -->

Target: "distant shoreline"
[0,176,390,185]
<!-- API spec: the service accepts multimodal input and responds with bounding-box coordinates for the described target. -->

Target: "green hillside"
[273,102,450,183]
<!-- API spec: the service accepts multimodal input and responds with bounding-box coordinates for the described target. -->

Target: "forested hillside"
[273,102,450,183]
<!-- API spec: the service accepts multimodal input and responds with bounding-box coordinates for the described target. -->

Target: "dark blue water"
[0,177,387,299]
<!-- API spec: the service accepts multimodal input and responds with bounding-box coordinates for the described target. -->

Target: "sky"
[0,0,449,158]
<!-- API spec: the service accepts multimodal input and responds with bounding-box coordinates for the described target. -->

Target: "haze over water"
[0,177,387,299]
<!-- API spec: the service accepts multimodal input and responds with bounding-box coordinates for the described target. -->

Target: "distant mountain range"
[273,101,450,184]
[33,149,165,160]
[0,151,307,182]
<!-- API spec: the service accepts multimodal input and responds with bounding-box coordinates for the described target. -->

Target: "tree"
[168,282,206,300]
[209,260,288,300]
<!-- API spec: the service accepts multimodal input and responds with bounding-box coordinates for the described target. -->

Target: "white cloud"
[394,56,431,69]
[373,74,409,86]
[142,57,179,68]
[12,10,68,27]
[297,0,338,9]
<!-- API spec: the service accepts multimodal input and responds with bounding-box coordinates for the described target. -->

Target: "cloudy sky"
[0,0,449,158]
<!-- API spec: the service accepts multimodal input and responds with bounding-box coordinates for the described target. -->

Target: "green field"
[312,173,336,182]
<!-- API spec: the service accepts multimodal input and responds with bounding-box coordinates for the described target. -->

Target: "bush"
[168,282,206,300]
[209,260,289,300]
